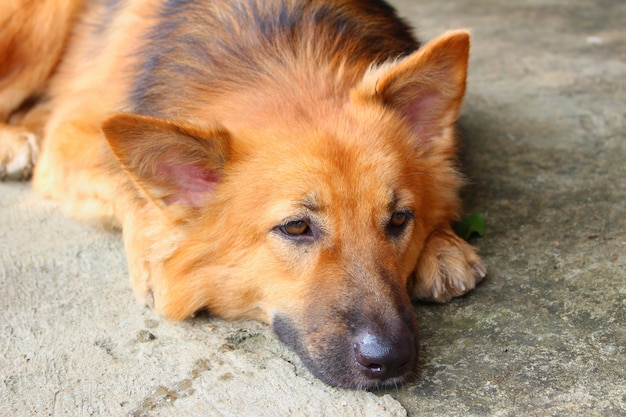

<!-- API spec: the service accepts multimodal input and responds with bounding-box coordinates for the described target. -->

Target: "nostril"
[367,363,382,372]
[353,331,415,380]
[355,352,383,373]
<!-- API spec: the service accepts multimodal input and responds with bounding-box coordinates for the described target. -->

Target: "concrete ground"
[1,0,624,415]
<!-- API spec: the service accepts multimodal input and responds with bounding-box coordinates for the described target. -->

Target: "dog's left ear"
[353,30,470,145]
[102,113,230,211]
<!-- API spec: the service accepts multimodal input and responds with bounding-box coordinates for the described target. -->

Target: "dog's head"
[103,31,469,389]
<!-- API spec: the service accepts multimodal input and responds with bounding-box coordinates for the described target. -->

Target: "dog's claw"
[431,286,439,300]
[146,290,155,309]
[473,262,487,280]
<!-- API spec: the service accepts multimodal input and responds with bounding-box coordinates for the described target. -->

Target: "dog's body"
[0,0,485,388]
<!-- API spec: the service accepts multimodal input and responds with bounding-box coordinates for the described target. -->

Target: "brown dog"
[0,0,485,389]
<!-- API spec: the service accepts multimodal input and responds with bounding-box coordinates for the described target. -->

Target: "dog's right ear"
[102,113,230,211]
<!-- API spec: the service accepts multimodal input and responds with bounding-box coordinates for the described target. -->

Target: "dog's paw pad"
[412,228,486,302]
[0,129,39,180]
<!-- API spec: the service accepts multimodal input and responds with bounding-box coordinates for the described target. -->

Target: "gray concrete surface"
[1,0,625,415]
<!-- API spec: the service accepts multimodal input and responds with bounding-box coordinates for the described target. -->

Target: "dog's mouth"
[272,312,417,390]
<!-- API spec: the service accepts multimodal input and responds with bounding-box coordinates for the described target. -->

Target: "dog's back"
[129,0,418,116]
[40,0,419,128]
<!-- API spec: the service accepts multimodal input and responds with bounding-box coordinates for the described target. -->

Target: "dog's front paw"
[0,125,39,180]
[412,227,486,302]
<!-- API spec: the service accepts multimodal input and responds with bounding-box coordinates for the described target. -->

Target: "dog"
[0,0,486,389]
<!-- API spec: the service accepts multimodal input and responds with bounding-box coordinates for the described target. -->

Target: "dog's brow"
[388,192,400,211]
[301,194,320,212]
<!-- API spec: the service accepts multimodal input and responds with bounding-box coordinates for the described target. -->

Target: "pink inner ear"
[160,163,220,207]
[399,91,442,141]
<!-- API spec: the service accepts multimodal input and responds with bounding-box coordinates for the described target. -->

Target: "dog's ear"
[102,113,230,210]
[353,30,470,145]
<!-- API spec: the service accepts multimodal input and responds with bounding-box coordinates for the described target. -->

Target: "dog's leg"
[412,226,486,302]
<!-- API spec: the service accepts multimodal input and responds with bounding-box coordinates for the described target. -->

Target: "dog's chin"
[272,314,417,390]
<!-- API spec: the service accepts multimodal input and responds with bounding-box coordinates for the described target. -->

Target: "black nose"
[353,330,415,381]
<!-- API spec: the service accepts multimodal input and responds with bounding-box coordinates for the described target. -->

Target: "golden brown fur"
[0,0,486,389]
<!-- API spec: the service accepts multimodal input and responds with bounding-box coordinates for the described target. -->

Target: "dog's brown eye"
[387,210,412,237]
[281,220,311,237]
[390,212,408,228]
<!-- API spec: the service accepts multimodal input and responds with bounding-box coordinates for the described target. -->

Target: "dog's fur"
[0,0,486,389]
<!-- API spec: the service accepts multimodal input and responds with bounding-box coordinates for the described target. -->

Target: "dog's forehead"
[251,137,417,217]
[228,107,423,218]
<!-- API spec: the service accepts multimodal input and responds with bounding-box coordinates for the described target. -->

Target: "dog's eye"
[279,220,313,239]
[387,211,412,237]
[390,212,408,227]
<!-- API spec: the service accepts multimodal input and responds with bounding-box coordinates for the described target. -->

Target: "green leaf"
[453,212,486,241]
